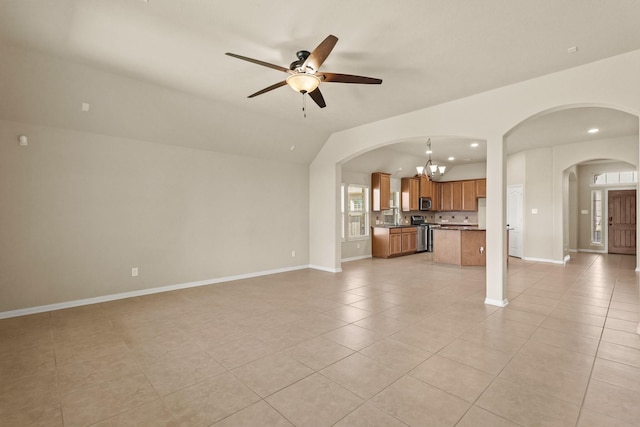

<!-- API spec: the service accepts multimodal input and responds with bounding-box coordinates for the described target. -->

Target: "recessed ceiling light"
[426,150,432,154]
[463,158,473,161]
[588,128,599,134]
[448,156,455,161]
[470,142,479,148]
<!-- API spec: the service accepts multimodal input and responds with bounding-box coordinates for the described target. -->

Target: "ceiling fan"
[225,35,382,111]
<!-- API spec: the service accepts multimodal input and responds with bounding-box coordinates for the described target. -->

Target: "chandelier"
[416,138,446,178]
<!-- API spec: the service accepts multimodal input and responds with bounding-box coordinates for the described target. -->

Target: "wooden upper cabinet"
[461,180,477,211]
[476,179,486,198]
[440,181,453,211]
[371,172,391,211]
[432,182,441,211]
[419,176,433,198]
[401,177,419,211]
[452,181,463,211]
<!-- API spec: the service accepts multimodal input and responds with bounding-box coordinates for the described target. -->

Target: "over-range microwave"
[419,197,432,211]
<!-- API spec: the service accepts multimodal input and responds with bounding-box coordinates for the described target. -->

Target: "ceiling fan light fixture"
[286,73,320,93]
[438,165,446,174]
[416,166,424,175]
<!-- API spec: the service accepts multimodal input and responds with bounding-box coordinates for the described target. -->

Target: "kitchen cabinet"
[401,227,417,253]
[440,181,462,211]
[476,178,486,198]
[440,182,452,211]
[401,177,419,212]
[371,172,391,211]
[461,180,477,211]
[432,181,441,211]
[371,226,417,258]
[419,176,433,198]
[452,181,462,210]
[439,180,481,211]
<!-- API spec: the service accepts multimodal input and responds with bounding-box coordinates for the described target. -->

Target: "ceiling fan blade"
[321,72,382,84]
[225,52,290,73]
[308,88,326,108]
[303,35,338,71]
[248,80,288,98]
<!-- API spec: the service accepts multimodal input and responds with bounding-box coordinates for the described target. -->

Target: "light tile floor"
[1,253,639,426]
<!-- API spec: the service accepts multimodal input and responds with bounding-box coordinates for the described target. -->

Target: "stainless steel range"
[411,215,434,252]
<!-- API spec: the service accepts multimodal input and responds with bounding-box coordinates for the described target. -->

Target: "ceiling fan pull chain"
[302,92,307,118]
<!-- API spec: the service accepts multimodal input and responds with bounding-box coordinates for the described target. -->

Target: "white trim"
[578,248,608,254]
[564,254,571,263]
[522,257,566,265]
[485,298,509,307]
[0,264,309,320]
[309,264,342,273]
[341,255,372,263]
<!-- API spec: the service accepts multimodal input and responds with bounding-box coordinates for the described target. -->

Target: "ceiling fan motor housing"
[290,50,311,71]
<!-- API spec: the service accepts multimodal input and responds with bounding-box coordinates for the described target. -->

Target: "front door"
[608,190,636,255]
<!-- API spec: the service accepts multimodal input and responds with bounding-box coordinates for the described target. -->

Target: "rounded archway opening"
[504,105,639,263]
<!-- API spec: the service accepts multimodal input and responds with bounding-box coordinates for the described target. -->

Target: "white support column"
[485,134,508,307]
[637,116,640,335]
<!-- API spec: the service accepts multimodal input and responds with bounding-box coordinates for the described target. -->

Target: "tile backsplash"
[421,211,479,224]
[384,211,479,225]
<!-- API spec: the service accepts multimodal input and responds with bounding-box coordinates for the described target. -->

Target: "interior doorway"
[608,189,637,255]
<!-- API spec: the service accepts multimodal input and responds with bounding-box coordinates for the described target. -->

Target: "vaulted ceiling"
[2,0,640,166]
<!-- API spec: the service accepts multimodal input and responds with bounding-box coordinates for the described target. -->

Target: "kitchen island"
[433,227,486,266]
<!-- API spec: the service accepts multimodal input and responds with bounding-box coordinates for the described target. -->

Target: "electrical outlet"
[357,243,360,249]
[131,267,138,277]
[291,250,296,257]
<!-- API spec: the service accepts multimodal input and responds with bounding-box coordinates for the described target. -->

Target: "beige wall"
[0,120,309,313]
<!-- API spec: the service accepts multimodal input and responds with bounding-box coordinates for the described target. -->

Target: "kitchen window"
[341,184,370,240]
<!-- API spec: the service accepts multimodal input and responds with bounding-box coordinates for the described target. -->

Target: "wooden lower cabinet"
[372,226,417,258]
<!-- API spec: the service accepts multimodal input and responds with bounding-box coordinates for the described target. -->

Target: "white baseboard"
[522,257,566,265]
[0,264,310,320]
[341,255,372,263]
[485,298,509,307]
[309,264,342,273]
[577,249,607,254]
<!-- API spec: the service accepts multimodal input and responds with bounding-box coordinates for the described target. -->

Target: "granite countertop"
[435,226,486,231]
[428,222,479,226]
[371,224,418,228]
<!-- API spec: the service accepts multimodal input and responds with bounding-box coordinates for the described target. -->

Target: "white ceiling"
[1,1,640,165]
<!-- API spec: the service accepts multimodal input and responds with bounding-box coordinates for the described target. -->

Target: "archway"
[503,105,639,267]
